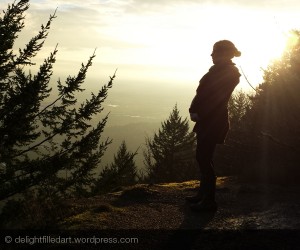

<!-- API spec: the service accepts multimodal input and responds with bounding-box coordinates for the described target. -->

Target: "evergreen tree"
[93,141,138,193]
[144,104,197,183]
[241,30,300,183]
[0,0,115,200]
[228,90,252,130]
[214,90,252,176]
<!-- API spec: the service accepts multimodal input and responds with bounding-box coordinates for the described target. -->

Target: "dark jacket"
[189,61,240,144]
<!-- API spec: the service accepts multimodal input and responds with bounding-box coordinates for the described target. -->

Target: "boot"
[190,176,217,212]
[185,179,205,203]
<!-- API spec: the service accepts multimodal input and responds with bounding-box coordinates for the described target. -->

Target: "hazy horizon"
[2,0,300,170]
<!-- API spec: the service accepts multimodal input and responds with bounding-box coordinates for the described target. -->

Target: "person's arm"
[191,66,240,122]
[189,84,203,122]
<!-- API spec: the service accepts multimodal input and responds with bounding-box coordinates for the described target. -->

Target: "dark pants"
[196,134,217,181]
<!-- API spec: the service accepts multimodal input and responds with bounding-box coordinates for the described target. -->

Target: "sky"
[2,0,299,83]
[1,0,300,122]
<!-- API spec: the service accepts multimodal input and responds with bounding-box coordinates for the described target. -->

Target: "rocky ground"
[56,177,300,249]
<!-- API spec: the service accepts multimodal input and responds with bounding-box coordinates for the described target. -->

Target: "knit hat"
[213,40,241,57]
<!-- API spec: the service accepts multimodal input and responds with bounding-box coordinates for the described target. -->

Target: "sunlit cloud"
[107,104,119,108]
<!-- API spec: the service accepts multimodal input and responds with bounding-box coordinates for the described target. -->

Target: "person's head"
[211,40,241,64]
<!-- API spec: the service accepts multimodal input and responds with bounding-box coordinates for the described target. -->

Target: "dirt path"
[59,177,300,249]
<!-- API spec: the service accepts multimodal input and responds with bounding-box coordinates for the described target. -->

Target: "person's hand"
[190,113,200,122]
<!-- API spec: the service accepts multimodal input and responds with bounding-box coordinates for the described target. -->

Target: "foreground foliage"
[0,0,114,201]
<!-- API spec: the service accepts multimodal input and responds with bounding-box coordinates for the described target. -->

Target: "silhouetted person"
[186,40,241,211]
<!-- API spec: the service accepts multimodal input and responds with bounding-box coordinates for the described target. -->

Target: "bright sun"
[263,35,287,63]
[232,29,290,89]
[247,31,288,68]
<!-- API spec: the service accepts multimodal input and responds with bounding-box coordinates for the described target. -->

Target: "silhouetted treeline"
[216,30,300,184]
[144,104,198,183]
[92,141,138,194]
